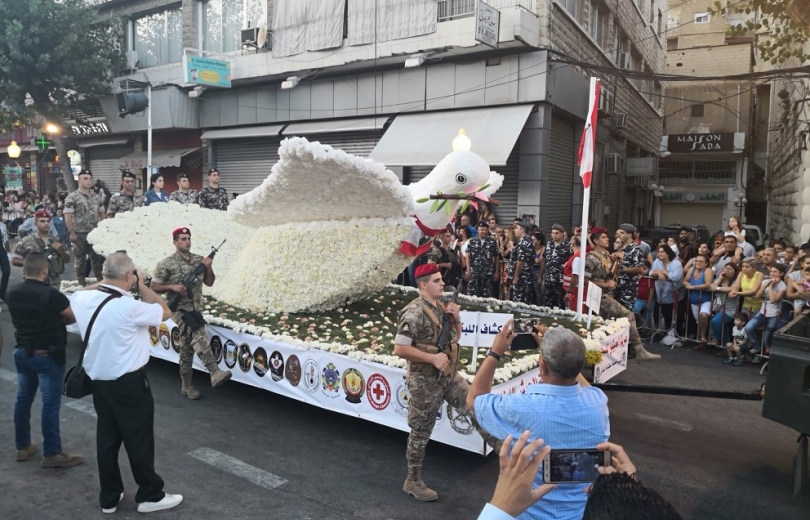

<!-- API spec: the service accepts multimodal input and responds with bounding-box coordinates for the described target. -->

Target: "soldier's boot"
[402,466,438,502]
[180,374,200,400]
[634,342,661,360]
[76,276,87,287]
[208,363,232,388]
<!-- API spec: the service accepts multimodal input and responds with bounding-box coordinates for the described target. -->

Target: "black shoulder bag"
[63,290,121,399]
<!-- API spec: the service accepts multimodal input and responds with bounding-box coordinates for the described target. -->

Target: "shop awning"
[282,117,388,136]
[201,125,284,140]
[77,137,130,148]
[117,147,200,169]
[369,105,534,166]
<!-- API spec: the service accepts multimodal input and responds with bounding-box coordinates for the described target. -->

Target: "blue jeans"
[710,312,734,345]
[14,349,65,457]
[744,313,779,352]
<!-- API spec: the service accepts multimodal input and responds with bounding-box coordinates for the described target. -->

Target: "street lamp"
[45,123,60,134]
[734,195,747,221]
[7,140,21,159]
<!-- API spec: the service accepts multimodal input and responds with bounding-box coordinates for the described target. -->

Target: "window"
[613,29,624,65]
[588,0,605,48]
[560,0,577,18]
[134,9,183,68]
[694,11,710,23]
[654,82,663,110]
[691,104,705,117]
[203,0,267,53]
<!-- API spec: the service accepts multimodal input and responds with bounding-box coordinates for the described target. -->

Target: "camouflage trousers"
[173,311,218,381]
[406,370,500,467]
[598,295,642,355]
[467,274,494,298]
[542,280,566,309]
[511,279,534,305]
[72,232,104,282]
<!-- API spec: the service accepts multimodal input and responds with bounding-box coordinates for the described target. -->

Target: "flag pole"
[575,77,601,322]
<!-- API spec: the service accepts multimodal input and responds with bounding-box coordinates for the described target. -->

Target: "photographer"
[72,252,183,514]
[12,210,70,289]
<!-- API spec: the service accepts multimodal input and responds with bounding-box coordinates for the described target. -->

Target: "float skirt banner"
[184,55,231,88]
[593,325,629,383]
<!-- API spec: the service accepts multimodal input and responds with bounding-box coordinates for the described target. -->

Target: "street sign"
[184,54,232,88]
[475,1,500,49]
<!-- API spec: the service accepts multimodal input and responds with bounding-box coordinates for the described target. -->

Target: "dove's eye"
[455,173,467,184]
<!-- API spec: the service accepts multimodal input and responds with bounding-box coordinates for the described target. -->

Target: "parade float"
[81,132,629,454]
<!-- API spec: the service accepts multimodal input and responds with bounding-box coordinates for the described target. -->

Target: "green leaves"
[415,197,430,203]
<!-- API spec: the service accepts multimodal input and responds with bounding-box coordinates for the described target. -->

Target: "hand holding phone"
[513,318,542,334]
[543,449,611,484]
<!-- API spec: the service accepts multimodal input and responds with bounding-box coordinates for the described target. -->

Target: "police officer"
[510,221,535,304]
[466,221,499,298]
[151,228,231,399]
[393,264,500,502]
[614,223,646,312]
[106,170,143,218]
[543,223,572,308]
[64,170,105,286]
[12,210,70,289]
[198,169,229,211]
[168,173,199,205]
[585,231,661,361]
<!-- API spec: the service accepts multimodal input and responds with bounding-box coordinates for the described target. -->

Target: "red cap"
[172,227,191,238]
[34,210,50,219]
[414,264,441,279]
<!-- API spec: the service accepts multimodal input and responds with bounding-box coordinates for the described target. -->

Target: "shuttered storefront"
[298,131,381,158]
[660,203,725,230]
[87,145,135,199]
[547,118,576,232]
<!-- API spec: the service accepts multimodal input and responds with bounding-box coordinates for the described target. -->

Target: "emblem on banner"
[366,373,391,411]
[269,351,285,382]
[285,354,301,386]
[223,339,238,369]
[302,359,320,393]
[448,406,474,435]
[237,343,253,373]
[148,326,159,347]
[170,326,181,353]
[392,380,411,417]
[342,368,365,404]
[321,363,341,398]
[210,335,223,364]
[158,324,171,350]
[253,347,268,378]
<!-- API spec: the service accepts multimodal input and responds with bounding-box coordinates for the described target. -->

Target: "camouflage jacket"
[152,251,205,310]
[543,240,573,282]
[508,236,535,282]
[585,249,616,297]
[467,236,499,276]
[616,243,645,308]
[198,187,229,211]
[396,296,459,376]
[107,191,143,218]
[63,190,103,233]
[169,189,200,205]
[12,234,66,286]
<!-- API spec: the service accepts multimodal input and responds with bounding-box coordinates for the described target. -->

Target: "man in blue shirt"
[467,324,610,520]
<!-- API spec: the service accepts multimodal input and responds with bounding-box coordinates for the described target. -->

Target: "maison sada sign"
[667,133,734,153]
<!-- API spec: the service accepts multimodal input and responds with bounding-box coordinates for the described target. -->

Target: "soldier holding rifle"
[394,264,500,502]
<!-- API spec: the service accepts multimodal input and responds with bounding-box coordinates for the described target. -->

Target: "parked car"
[639,224,711,250]
[743,224,765,248]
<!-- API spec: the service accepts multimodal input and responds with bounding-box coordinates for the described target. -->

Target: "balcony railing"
[658,160,737,186]
[438,0,540,21]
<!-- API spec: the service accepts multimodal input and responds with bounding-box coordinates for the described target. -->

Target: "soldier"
[543,223,572,308]
[510,221,535,304]
[466,221,499,298]
[586,231,661,361]
[11,210,70,289]
[151,227,231,399]
[64,170,105,286]
[168,173,199,205]
[106,170,143,218]
[614,223,646,312]
[393,264,500,502]
[198,169,229,211]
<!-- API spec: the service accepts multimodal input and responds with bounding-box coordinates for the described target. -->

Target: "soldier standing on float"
[64,170,105,286]
[466,221,499,298]
[614,223,646,312]
[394,264,501,502]
[543,223,573,308]
[585,230,661,361]
[198,169,229,210]
[12,210,70,289]
[106,170,143,218]
[168,173,199,205]
[509,221,535,304]
[151,228,232,399]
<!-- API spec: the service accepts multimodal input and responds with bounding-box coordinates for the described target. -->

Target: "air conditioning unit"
[125,50,139,70]
[620,52,632,69]
[598,90,613,114]
[605,153,621,174]
[241,25,269,49]
[615,113,627,128]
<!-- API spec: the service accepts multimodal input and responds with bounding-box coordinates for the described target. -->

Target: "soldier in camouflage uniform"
[198,169,229,211]
[168,173,199,205]
[509,221,535,304]
[614,223,646,312]
[106,170,143,218]
[394,264,501,502]
[585,231,660,361]
[543,223,573,308]
[151,227,232,399]
[466,221,499,298]
[64,170,105,286]
[11,210,70,289]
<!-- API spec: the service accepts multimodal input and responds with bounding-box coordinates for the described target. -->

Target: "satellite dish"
[256,25,268,49]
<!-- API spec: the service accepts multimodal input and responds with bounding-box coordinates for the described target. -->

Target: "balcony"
[438,0,540,21]
[658,160,737,186]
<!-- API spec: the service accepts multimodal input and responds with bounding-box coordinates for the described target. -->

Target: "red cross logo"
[366,374,391,411]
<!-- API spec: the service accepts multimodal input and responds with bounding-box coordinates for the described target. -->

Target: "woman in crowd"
[725,215,746,243]
[730,257,764,317]
[532,231,546,305]
[708,262,740,348]
[684,253,714,344]
[429,227,463,291]
[456,226,471,276]
[744,264,788,362]
[498,225,516,299]
[650,244,684,331]
[684,243,711,272]
[143,173,169,206]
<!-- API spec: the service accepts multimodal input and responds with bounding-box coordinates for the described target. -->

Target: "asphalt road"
[0,260,808,520]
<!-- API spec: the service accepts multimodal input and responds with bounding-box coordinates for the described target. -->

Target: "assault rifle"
[167,239,226,312]
[434,284,462,382]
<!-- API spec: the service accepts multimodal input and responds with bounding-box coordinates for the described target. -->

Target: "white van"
[743,225,765,248]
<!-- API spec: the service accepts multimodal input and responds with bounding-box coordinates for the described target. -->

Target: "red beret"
[172,227,191,238]
[414,264,441,279]
[34,210,51,219]
[591,227,607,235]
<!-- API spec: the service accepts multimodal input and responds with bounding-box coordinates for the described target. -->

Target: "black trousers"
[91,369,165,508]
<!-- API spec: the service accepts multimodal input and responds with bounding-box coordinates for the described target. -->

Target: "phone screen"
[513,318,541,334]
[545,450,607,483]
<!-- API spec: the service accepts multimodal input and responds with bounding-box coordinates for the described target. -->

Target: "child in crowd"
[724,313,749,366]
[634,261,655,329]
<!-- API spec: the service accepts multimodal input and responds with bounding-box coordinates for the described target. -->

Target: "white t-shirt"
[732,326,747,344]
[758,280,786,317]
[72,284,164,381]
[572,256,583,277]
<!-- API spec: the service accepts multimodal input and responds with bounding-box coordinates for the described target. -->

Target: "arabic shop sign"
[662,191,727,204]
[667,133,735,153]
[475,1,500,49]
[71,122,109,136]
[184,54,232,88]
[3,166,24,190]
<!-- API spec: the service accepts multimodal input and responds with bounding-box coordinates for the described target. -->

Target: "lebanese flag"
[577,79,601,189]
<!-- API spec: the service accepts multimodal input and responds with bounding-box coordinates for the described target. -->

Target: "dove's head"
[424,129,492,195]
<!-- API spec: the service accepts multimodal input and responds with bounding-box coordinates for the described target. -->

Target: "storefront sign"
[3,166,24,190]
[475,1,500,49]
[626,157,655,176]
[70,122,109,136]
[184,55,231,88]
[662,191,727,203]
[667,133,735,153]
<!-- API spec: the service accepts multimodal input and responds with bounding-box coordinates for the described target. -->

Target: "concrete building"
[75,0,665,232]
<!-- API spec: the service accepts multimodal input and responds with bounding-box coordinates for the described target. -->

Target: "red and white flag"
[577,79,601,189]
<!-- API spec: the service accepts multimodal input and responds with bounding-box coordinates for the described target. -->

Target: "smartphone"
[513,318,542,334]
[543,449,611,484]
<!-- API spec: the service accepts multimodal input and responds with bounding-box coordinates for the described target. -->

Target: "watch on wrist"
[486,350,502,362]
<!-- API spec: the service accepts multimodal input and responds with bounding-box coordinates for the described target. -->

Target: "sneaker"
[41,451,84,468]
[137,493,183,513]
[102,492,125,514]
[723,358,735,365]
[16,442,38,462]
[752,356,762,365]
[732,359,743,366]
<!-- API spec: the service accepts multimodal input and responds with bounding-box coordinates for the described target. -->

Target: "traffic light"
[116,92,149,118]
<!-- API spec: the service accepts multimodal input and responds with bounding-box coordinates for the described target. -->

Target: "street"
[0,264,808,520]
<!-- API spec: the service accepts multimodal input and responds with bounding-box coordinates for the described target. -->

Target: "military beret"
[121,170,136,179]
[172,227,191,238]
[34,210,50,219]
[552,223,565,232]
[619,223,636,234]
[176,172,189,181]
[591,227,607,235]
[477,221,489,228]
[515,221,531,231]
[414,264,440,279]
